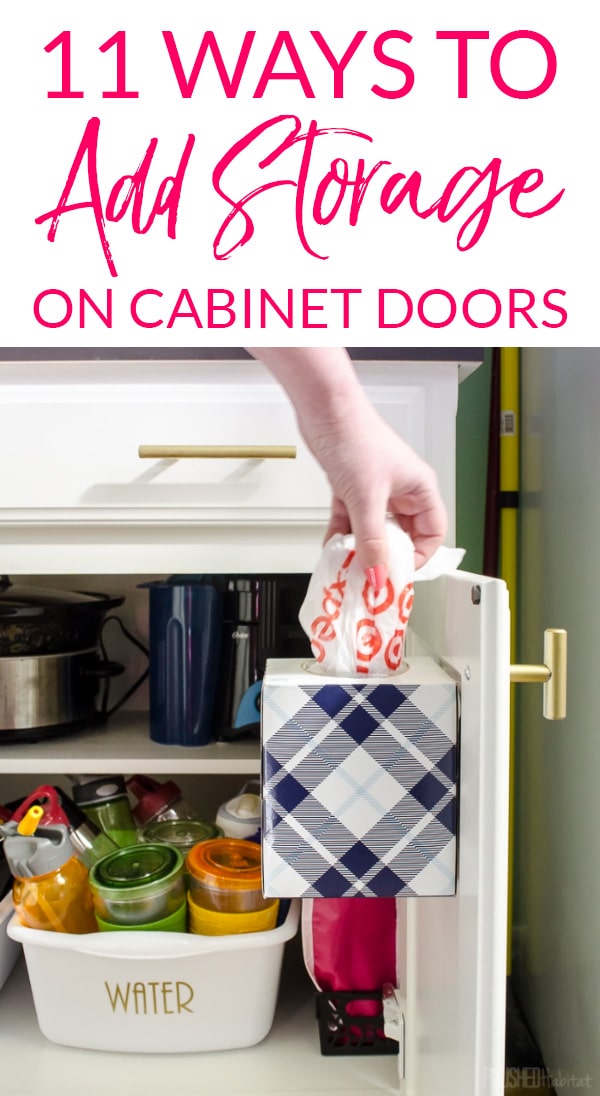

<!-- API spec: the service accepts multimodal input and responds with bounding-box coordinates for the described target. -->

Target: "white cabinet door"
[403,570,510,1096]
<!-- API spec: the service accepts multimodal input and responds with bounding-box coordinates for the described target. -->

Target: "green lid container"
[89,843,185,927]
[140,818,223,855]
[95,902,187,933]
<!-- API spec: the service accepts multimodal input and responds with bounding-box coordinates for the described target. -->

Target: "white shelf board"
[0,939,400,1096]
[0,712,260,775]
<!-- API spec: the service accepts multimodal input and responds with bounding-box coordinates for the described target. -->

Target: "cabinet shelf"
[0,940,400,1096]
[0,712,260,775]
[0,359,507,1096]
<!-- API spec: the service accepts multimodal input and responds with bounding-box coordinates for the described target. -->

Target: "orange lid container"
[186,838,269,913]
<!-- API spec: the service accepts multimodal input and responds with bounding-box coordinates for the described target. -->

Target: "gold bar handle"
[510,628,567,720]
[138,445,297,460]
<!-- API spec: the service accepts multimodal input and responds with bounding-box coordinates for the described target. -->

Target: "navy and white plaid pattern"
[262,680,457,898]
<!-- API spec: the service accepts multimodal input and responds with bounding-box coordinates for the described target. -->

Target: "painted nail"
[365,564,388,593]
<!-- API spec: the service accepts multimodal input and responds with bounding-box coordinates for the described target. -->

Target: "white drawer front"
[0,361,455,530]
[1,382,321,520]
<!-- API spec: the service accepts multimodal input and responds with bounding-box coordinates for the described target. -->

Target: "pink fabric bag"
[302,897,400,994]
[302,897,404,1050]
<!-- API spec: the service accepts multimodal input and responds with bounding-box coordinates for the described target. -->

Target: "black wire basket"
[315,990,399,1056]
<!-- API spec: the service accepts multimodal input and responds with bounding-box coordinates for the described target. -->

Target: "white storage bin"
[7,900,299,1053]
[0,892,21,992]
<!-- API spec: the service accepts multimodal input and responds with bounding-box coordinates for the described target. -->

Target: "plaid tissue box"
[261,658,458,898]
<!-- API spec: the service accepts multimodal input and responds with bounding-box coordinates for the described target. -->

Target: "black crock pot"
[0,576,124,656]
[0,577,126,741]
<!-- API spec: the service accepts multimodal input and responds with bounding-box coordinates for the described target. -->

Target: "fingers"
[323,464,447,584]
[342,489,390,589]
[323,498,351,545]
[408,530,445,569]
[326,489,447,580]
[323,496,389,591]
[389,481,448,569]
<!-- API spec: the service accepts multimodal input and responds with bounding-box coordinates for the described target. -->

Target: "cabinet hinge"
[382,984,405,1081]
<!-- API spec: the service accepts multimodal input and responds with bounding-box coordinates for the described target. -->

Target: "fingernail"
[365,564,388,592]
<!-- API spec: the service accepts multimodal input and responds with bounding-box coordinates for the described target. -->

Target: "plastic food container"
[7,900,300,1052]
[187,894,279,936]
[89,844,185,929]
[94,904,187,933]
[186,837,271,913]
[140,818,222,856]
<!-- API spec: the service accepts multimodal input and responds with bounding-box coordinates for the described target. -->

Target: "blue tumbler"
[139,580,223,747]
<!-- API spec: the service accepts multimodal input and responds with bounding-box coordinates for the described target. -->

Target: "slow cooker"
[0,576,125,742]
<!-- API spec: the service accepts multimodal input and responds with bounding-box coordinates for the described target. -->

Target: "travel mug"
[1,809,97,934]
[126,774,202,825]
[140,580,223,747]
[52,787,119,866]
[10,784,118,866]
[72,777,138,849]
[215,782,261,840]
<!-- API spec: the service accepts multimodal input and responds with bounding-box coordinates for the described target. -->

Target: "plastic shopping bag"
[299,522,464,676]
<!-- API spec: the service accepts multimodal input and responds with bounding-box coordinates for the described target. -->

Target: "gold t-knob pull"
[510,628,567,720]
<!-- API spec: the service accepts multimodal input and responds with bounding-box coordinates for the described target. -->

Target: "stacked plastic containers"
[186,838,278,935]
[5,779,277,937]
[88,844,187,932]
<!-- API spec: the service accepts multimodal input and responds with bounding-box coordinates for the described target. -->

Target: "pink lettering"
[310,32,367,98]
[212,117,564,260]
[35,118,195,277]
[163,31,255,98]
[253,32,315,98]
[372,31,415,99]
[490,31,557,99]
[436,31,490,98]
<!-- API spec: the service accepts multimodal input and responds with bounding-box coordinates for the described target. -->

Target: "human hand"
[245,347,448,588]
[300,398,448,584]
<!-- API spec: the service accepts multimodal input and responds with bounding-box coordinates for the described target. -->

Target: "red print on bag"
[380,583,414,671]
[321,577,346,620]
[311,617,337,643]
[362,577,395,615]
[384,630,406,671]
[309,550,356,662]
[398,583,414,623]
[355,618,382,673]
[310,616,336,662]
[311,639,326,662]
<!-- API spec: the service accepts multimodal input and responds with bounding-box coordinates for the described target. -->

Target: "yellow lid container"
[187,893,279,936]
[185,838,269,913]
